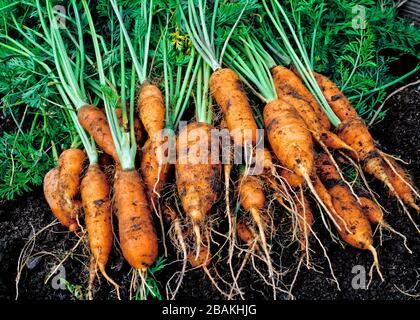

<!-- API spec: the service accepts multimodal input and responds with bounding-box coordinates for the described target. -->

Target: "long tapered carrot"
[80,164,119,292]
[313,72,419,212]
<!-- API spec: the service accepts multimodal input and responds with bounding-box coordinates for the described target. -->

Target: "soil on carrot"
[0,79,419,300]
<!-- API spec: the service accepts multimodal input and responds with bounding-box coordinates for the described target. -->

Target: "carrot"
[140,136,171,205]
[316,155,383,280]
[272,65,331,130]
[382,155,419,212]
[58,149,85,221]
[328,184,382,273]
[188,245,212,268]
[78,105,118,161]
[312,72,359,122]
[360,196,412,253]
[238,174,274,272]
[280,168,305,188]
[210,68,259,146]
[114,169,158,269]
[264,99,314,179]
[176,122,221,248]
[313,72,419,212]
[264,99,343,230]
[138,82,165,138]
[236,218,257,245]
[43,168,78,231]
[80,164,119,292]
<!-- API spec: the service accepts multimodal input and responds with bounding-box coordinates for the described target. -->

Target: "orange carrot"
[313,72,419,211]
[210,68,259,146]
[272,65,331,129]
[58,149,85,221]
[316,154,383,279]
[114,169,158,269]
[78,105,118,161]
[44,168,78,231]
[383,155,419,212]
[80,164,118,290]
[138,82,165,138]
[176,122,221,229]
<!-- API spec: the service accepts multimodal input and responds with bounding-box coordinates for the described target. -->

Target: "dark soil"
[1,78,419,301]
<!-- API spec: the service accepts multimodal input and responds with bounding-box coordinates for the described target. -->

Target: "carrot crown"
[178,0,250,72]
[224,34,278,104]
[161,26,200,130]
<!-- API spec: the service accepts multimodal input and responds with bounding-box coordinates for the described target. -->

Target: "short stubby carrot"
[44,168,78,231]
[58,149,85,220]
[114,169,158,270]
[272,65,331,130]
[176,122,221,226]
[210,68,259,146]
[138,82,165,138]
[78,105,118,161]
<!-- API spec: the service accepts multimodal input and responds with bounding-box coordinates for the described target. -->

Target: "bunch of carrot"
[2,0,417,300]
